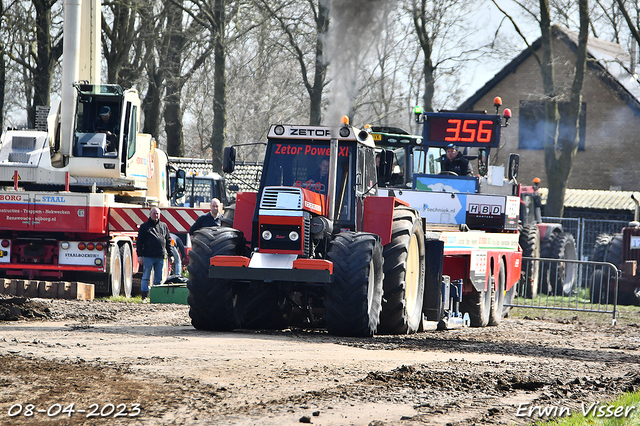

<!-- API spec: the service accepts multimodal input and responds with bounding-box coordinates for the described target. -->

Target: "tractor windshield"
[262,140,354,220]
[262,141,349,192]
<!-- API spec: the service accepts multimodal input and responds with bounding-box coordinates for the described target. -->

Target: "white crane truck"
[0,0,205,297]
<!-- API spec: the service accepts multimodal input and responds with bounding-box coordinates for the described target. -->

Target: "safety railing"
[507,257,619,324]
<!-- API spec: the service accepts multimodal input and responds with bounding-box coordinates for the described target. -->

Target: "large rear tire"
[488,260,506,326]
[120,244,133,298]
[544,232,578,296]
[460,280,491,327]
[378,207,426,335]
[590,234,613,304]
[187,227,246,331]
[242,283,287,330]
[590,234,612,263]
[519,225,540,298]
[325,232,384,337]
[221,203,235,228]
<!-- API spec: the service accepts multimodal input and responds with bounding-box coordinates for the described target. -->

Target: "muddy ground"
[0,294,639,426]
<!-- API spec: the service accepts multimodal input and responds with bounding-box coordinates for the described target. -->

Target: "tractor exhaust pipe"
[327,137,339,221]
[631,193,640,225]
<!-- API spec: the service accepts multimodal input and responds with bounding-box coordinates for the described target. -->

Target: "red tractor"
[186,118,434,336]
[519,178,578,298]
[590,194,640,305]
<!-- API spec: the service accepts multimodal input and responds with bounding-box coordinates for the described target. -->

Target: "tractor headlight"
[262,230,272,240]
[289,231,299,241]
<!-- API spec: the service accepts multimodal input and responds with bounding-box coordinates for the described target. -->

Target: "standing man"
[440,143,474,176]
[189,198,223,235]
[137,207,173,301]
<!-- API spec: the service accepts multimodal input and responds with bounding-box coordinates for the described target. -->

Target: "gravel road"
[1,295,639,426]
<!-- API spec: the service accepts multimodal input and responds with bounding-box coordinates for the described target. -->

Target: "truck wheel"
[221,203,235,227]
[325,232,384,337]
[545,232,578,296]
[187,227,246,331]
[379,207,425,335]
[519,225,540,298]
[488,261,506,326]
[120,244,133,298]
[109,244,122,297]
[242,283,286,330]
[460,280,491,327]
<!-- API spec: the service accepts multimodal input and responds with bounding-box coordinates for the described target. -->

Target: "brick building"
[459,25,640,192]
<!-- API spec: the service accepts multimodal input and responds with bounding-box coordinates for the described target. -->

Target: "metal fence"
[542,217,629,260]
[507,257,619,324]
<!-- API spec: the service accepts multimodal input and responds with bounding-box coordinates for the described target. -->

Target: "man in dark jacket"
[441,143,473,176]
[137,207,173,301]
[189,198,222,235]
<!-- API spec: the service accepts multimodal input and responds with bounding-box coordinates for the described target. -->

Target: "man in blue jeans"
[137,207,173,301]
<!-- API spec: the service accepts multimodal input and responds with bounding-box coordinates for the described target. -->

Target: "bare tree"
[255,0,329,125]
[5,0,62,127]
[410,0,487,113]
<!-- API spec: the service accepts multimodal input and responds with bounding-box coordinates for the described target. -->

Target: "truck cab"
[67,83,155,195]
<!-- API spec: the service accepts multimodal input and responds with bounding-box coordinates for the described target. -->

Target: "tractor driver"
[440,143,473,176]
[95,106,118,151]
[308,158,329,192]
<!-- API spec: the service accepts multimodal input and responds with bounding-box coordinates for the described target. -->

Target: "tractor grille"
[260,187,303,210]
[303,212,311,255]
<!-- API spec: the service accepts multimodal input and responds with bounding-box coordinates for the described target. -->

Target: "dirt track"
[1,296,639,425]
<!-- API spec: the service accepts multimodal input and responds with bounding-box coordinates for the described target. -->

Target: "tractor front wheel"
[325,232,384,337]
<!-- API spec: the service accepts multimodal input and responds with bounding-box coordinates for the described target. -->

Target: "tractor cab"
[224,119,384,258]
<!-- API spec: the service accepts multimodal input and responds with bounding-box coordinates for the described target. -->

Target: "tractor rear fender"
[363,196,410,246]
[234,191,257,239]
[537,223,562,242]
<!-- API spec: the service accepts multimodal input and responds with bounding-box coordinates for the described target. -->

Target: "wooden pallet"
[0,279,94,300]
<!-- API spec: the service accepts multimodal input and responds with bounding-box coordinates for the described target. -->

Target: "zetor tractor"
[186,118,432,337]
[519,178,577,298]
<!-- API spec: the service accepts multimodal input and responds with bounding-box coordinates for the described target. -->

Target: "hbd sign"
[468,203,502,216]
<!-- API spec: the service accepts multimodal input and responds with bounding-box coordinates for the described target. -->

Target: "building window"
[518,100,586,150]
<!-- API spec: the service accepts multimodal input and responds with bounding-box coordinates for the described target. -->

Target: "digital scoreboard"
[423,112,502,148]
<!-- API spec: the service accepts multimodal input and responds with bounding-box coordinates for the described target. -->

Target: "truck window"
[127,105,137,159]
